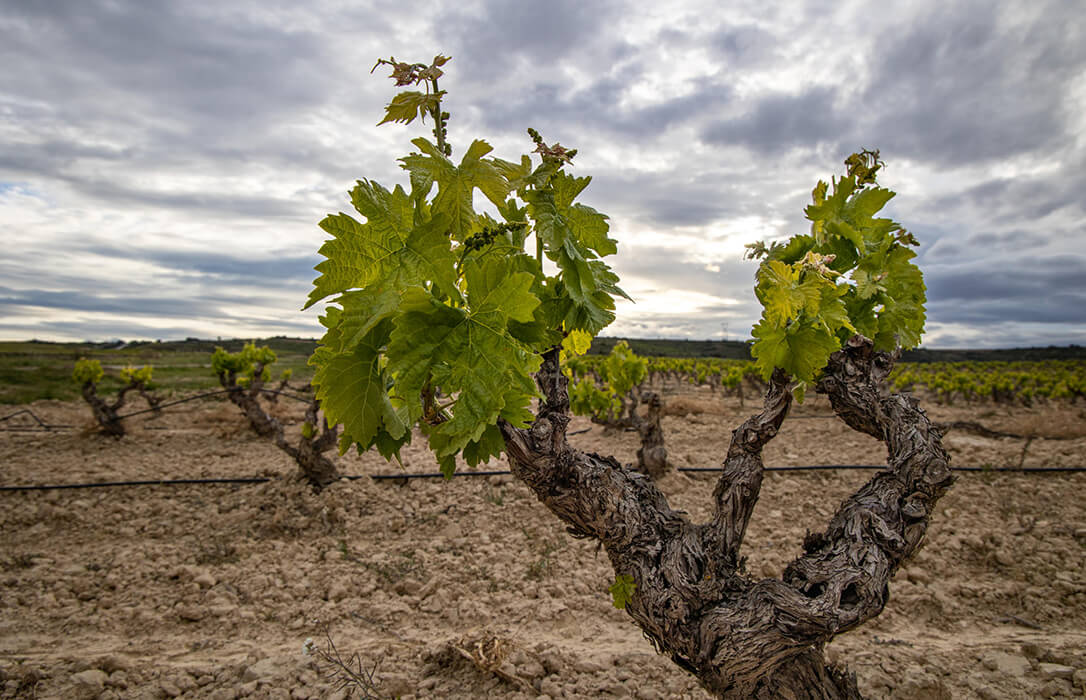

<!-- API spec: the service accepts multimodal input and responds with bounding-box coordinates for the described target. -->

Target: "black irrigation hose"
[0,477,272,491]
[110,389,232,419]
[3,465,1084,492]
[369,470,513,481]
[115,387,313,420]
[678,466,1086,474]
[1,409,50,427]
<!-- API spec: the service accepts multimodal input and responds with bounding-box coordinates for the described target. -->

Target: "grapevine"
[306,56,627,477]
[72,358,160,437]
[746,149,925,397]
[310,57,954,698]
[212,344,340,488]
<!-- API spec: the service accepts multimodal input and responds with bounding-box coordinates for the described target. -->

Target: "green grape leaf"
[844,186,895,221]
[400,138,511,241]
[320,287,402,354]
[386,258,543,466]
[755,261,818,325]
[609,574,637,609]
[311,320,408,455]
[377,90,444,126]
[751,318,840,385]
[307,202,456,309]
[562,329,594,357]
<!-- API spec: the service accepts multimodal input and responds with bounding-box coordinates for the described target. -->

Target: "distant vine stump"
[635,391,671,478]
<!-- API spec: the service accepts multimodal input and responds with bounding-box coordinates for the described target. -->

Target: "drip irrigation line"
[1,409,50,427]
[0,477,272,491]
[678,466,1086,474]
[116,387,313,420]
[369,470,512,481]
[257,388,314,404]
[0,409,73,431]
[114,390,234,419]
[3,465,1084,492]
[0,426,76,433]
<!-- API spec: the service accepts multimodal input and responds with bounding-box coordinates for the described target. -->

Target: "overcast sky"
[1,1,1084,348]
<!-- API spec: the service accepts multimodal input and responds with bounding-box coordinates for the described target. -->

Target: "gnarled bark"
[277,399,340,489]
[80,382,127,437]
[634,391,671,479]
[216,367,282,439]
[216,369,339,490]
[499,336,953,698]
[80,380,157,437]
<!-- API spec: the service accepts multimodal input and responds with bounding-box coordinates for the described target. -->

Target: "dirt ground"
[1,385,1084,699]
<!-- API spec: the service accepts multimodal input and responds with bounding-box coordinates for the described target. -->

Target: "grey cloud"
[0,287,225,317]
[0,317,320,344]
[707,23,779,67]
[2,1,327,125]
[73,244,322,283]
[700,86,851,153]
[924,255,1086,325]
[860,2,1085,165]
[616,247,757,302]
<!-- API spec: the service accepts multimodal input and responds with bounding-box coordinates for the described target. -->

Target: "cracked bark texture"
[80,380,156,437]
[216,368,339,490]
[499,335,954,699]
[276,399,340,490]
[80,382,128,437]
[216,366,282,439]
[634,391,671,479]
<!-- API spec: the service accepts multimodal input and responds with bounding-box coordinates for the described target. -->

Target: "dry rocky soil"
[1,385,1084,699]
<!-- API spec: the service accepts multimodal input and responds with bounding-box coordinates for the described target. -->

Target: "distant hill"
[14,335,1086,364]
[587,336,1086,363]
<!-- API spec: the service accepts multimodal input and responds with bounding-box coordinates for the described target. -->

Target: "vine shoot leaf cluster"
[305,63,627,476]
[568,340,648,423]
[748,163,926,394]
[211,343,277,384]
[72,357,105,385]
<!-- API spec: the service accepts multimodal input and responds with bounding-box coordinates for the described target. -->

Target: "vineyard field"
[1,382,1084,698]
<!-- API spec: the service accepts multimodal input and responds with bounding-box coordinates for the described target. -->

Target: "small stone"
[1021,642,1046,659]
[106,671,128,689]
[96,655,133,673]
[380,673,413,697]
[1038,663,1074,680]
[517,659,546,681]
[326,581,350,602]
[984,652,1030,676]
[891,669,951,700]
[177,604,205,621]
[159,679,182,697]
[72,669,108,690]
[194,572,217,589]
[1039,680,1066,698]
[904,567,930,585]
[209,689,238,700]
[572,658,605,674]
[540,675,563,697]
[242,657,279,682]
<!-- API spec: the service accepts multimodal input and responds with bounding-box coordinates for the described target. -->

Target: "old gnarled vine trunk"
[215,370,340,489]
[499,335,954,698]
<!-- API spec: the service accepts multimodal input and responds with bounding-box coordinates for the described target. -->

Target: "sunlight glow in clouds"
[0,0,1083,347]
